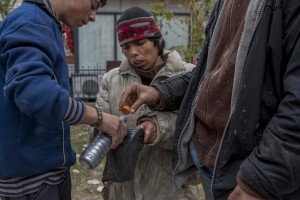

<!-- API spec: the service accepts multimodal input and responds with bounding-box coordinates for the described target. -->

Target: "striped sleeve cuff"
[64,97,86,125]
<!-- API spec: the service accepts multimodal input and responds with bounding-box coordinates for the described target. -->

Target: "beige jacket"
[94,50,200,200]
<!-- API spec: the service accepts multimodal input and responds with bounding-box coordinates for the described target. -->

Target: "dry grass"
[70,124,105,200]
[70,124,205,200]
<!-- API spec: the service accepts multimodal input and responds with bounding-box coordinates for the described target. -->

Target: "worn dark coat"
[154,0,300,199]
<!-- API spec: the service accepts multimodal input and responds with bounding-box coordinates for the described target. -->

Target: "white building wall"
[100,0,187,13]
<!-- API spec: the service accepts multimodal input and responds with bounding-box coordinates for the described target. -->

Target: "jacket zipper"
[51,70,67,166]
[203,0,234,163]
[204,0,234,126]
[203,51,229,165]
[211,1,267,199]
[173,76,204,189]
[61,121,66,166]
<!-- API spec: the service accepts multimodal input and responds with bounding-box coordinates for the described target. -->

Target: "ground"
[70,124,105,200]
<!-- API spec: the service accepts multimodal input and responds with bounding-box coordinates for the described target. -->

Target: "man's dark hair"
[148,37,166,56]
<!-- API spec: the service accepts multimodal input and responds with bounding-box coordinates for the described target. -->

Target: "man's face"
[122,39,161,71]
[58,0,101,29]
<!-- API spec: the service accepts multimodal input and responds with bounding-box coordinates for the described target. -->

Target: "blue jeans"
[189,141,214,200]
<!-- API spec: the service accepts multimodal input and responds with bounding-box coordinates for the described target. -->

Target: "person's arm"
[120,71,193,113]
[153,71,193,111]
[238,2,300,198]
[2,22,72,125]
[1,22,126,148]
[228,171,265,200]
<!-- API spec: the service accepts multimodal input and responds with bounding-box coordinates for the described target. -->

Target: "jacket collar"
[23,0,63,31]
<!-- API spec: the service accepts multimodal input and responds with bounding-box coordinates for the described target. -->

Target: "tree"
[0,0,18,19]
[150,0,216,62]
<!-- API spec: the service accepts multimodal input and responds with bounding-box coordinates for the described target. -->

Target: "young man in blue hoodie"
[0,0,127,199]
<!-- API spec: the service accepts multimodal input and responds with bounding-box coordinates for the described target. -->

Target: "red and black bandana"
[116,16,162,46]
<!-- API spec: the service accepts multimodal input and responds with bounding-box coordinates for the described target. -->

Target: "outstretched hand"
[120,82,161,114]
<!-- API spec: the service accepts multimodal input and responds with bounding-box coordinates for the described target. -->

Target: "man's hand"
[96,112,127,149]
[228,185,265,200]
[120,82,161,114]
[140,120,157,143]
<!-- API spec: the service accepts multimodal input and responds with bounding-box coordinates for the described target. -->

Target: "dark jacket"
[154,0,300,199]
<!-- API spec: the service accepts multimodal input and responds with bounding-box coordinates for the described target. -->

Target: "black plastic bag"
[102,127,144,182]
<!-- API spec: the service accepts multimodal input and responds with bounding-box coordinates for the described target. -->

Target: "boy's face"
[57,0,101,29]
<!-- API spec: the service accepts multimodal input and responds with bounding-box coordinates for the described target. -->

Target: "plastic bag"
[102,127,144,182]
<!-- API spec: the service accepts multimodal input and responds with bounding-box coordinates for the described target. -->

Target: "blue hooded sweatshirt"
[0,2,81,179]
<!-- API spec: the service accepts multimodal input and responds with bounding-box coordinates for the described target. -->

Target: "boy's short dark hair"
[100,0,107,7]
